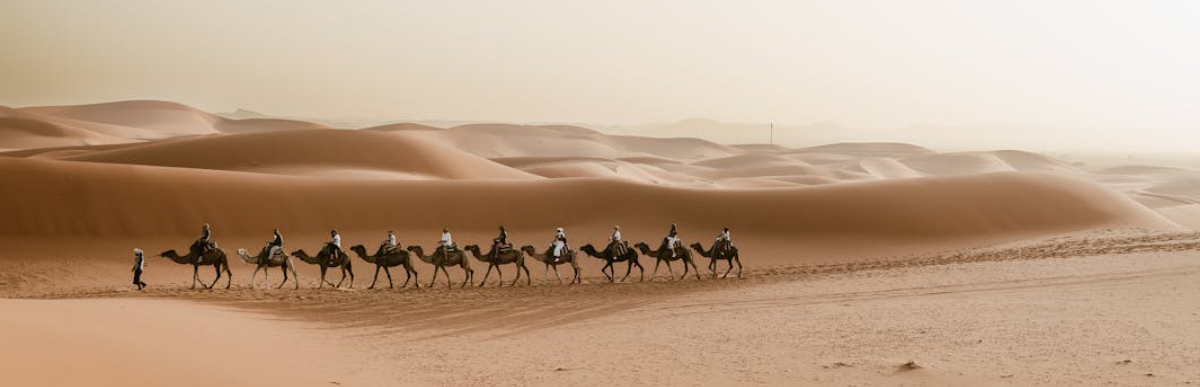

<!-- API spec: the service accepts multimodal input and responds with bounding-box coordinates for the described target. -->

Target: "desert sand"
[3,100,1200,386]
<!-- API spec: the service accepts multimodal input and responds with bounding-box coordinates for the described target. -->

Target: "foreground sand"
[5,233,1199,386]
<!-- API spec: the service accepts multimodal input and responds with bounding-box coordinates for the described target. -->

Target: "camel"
[519,245,581,285]
[690,242,742,279]
[290,246,355,289]
[406,245,474,288]
[349,244,419,289]
[634,240,702,282]
[236,246,299,289]
[159,243,233,289]
[464,244,530,287]
[580,242,644,283]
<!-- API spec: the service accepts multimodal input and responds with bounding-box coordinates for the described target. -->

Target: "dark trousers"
[133,269,146,289]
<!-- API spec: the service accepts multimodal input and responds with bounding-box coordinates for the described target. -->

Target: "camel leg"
[493,266,503,287]
[334,266,347,289]
[291,264,300,289]
[369,265,380,289]
[459,267,471,288]
[621,260,633,283]
[601,262,613,282]
[277,265,289,289]
[636,260,645,282]
[553,265,563,284]
[209,265,221,289]
[346,264,355,289]
[405,264,418,289]
[192,265,200,289]
[479,266,494,287]
[429,265,440,288]
[722,259,734,279]
[690,259,702,281]
[250,266,262,289]
[264,266,271,288]
[571,264,580,284]
[318,267,327,289]
[442,266,453,288]
[225,264,233,290]
[384,267,394,289]
[543,264,550,284]
[665,261,676,282]
[649,259,661,282]
[734,256,742,278]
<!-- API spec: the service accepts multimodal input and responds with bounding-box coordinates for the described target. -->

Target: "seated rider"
[713,227,733,252]
[610,225,628,256]
[440,228,456,253]
[665,223,681,257]
[491,226,510,254]
[551,227,568,261]
[327,229,342,265]
[195,223,212,263]
[265,228,283,261]
[382,230,398,254]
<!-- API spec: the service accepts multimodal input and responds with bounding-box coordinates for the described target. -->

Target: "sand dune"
[789,142,936,158]
[59,129,536,180]
[22,100,222,138]
[428,123,742,160]
[0,156,1178,261]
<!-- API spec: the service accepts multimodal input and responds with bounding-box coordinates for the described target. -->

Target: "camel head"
[579,244,599,256]
[520,245,537,256]
[633,242,651,253]
[349,245,368,256]
[406,245,424,256]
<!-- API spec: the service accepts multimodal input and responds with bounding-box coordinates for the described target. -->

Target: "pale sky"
[2,1,1199,150]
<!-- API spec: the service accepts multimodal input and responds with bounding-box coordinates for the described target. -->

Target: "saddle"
[607,241,629,256]
[496,243,513,252]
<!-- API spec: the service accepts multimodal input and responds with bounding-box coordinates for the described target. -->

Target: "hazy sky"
[2,1,1198,149]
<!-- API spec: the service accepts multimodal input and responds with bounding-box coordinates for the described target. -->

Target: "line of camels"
[157,238,742,290]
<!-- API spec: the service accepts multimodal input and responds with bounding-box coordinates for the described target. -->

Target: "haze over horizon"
[2,0,1198,151]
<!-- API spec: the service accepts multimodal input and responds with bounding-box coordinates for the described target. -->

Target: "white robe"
[441,232,453,248]
[553,230,567,257]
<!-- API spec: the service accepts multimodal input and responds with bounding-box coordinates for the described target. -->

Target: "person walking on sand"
[131,248,147,290]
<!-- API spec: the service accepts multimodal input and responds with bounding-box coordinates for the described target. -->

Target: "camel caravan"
[150,223,742,290]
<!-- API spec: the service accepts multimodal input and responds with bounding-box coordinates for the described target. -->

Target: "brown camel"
[519,245,581,285]
[349,244,419,289]
[690,242,742,279]
[236,247,299,289]
[159,245,233,289]
[464,244,530,287]
[406,245,474,288]
[580,242,644,283]
[290,246,354,289]
[634,241,702,282]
